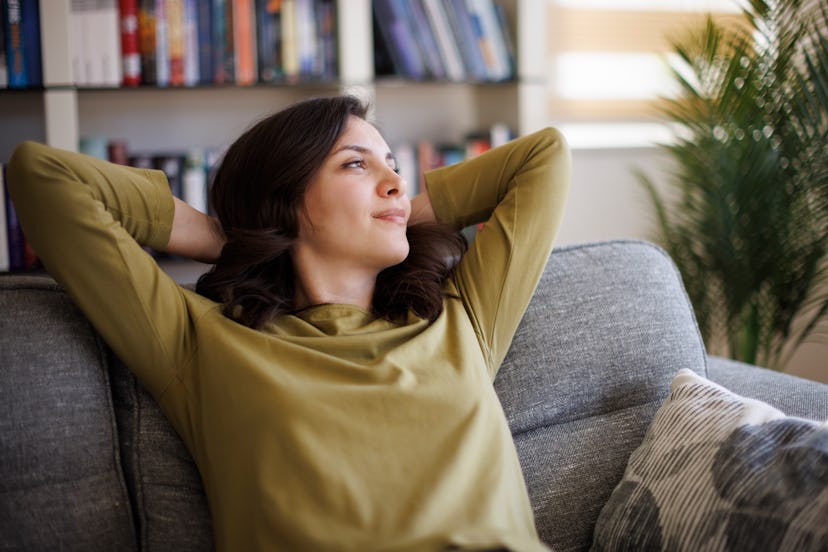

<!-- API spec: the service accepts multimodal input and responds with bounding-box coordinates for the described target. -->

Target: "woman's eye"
[344,159,365,169]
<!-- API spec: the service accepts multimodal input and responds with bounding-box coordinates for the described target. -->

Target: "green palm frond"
[642,0,828,369]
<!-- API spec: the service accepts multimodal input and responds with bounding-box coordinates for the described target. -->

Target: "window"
[547,0,746,123]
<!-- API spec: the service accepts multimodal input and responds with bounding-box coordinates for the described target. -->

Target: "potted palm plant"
[640,0,828,370]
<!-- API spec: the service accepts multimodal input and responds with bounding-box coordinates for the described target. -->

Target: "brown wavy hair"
[196,95,467,329]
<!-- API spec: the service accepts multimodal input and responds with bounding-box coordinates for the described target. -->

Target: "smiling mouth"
[373,209,408,225]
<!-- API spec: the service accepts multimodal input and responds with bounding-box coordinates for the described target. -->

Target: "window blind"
[547,0,746,122]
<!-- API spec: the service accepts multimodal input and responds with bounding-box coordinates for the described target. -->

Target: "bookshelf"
[1,0,547,279]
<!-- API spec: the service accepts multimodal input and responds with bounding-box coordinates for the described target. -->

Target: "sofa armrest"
[707,355,828,420]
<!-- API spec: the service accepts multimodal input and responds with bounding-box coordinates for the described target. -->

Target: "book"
[256,0,283,83]
[232,0,257,85]
[0,164,9,271]
[315,0,336,80]
[182,148,207,214]
[372,0,426,80]
[119,0,142,86]
[421,0,465,81]
[407,0,446,80]
[153,153,185,198]
[20,0,40,87]
[166,0,185,86]
[155,0,170,86]
[215,0,234,84]
[0,0,7,87]
[446,0,487,81]
[138,0,157,84]
[466,0,511,81]
[102,0,124,86]
[182,0,200,85]
[4,0,26,88]
[295,0,315,77]
[393,142,418,196]
[195,0,212,84]
[280,0,298,81]
[211,0,228,83]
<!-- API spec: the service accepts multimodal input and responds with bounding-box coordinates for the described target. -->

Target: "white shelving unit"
[0,0,547,160]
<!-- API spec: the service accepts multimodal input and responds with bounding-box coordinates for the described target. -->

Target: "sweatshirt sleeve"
[7,141,194,398]
[424,128,571,378]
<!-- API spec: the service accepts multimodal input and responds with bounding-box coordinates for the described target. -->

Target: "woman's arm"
[7,141,200,398]
[424,128,571,377]
[408,190,436,226]
[167,196,225,263]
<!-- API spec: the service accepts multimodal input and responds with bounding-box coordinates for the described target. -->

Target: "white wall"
[561,145,828,384]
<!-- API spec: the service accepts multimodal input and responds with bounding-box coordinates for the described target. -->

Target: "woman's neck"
[292,263,377,311]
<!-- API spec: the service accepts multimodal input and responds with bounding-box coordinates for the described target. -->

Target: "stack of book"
[0,0,338,89]
[373,0,514,82]
[394,122,514,197]
[0,140,223,272]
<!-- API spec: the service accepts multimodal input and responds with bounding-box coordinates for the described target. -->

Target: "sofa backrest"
[0,277,138,550]
[496,240,707,550]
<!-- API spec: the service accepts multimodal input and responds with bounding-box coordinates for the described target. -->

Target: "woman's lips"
[373,208,408,225]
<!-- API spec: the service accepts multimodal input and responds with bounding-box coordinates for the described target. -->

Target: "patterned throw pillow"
[592,369,828,551]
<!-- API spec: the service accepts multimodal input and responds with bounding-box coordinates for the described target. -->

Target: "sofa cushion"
[109,356,213,552]
[0,276,137,550]
[591,369,828,551]
[495,240,707,551]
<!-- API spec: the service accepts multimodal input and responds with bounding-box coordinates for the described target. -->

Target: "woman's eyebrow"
[334,144,397,165]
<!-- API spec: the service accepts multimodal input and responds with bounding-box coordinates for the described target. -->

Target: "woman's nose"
[379,167,406,197]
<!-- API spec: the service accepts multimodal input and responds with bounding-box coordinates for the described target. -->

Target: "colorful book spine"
[372,0,426,80]
[466,0,510,81]
[4,0,26,88]
[20,0,39,86]
[295,0,315,77]
[166,0,184,85]
[256,0,282,82]
[407,0,446,80]
[280,0,298,81]
[421,0,465,81]
[120,0,142,86]
[447,0,487,81]
[154,0,170,86]
[315,0,336,80]
[196,0,212,84]
[220,0,235,83]
[137,0,156,84]
[211,0,227,83]
[0,0,7,88]
[100,0,123,87]
[232,0,256,85]
[181,0,200,85]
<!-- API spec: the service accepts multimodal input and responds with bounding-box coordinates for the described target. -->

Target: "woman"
[8,95,571,551]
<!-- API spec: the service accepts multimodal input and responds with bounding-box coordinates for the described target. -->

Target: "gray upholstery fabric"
[0,276,136,551]
[708,356,828,420]
[109,355,213,552]
[495,241,708,551]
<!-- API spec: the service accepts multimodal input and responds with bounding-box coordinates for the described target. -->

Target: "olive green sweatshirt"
[8,127,570,551]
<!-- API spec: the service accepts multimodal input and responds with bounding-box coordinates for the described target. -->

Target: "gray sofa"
[1,240,826,551]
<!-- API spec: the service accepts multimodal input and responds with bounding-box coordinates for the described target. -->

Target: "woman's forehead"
[335,116,390,153]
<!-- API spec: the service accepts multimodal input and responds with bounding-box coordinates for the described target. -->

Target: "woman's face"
[295,116,411,274]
